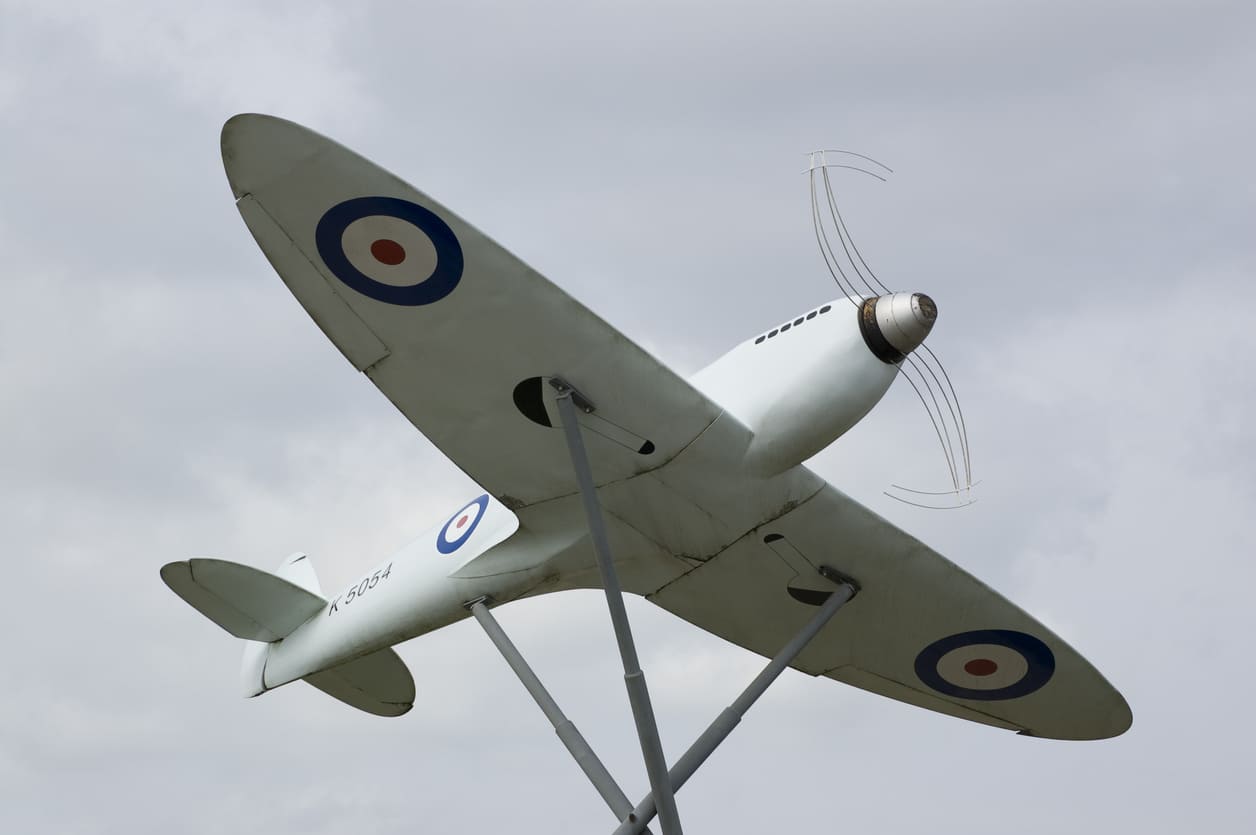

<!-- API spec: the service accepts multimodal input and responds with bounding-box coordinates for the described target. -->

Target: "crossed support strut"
[468,378,859,835]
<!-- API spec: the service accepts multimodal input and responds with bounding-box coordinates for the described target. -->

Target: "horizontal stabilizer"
[161,558,326,642]
[303,648,415,717]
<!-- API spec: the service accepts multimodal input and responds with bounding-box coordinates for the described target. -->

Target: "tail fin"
[161,553,327,698]
[274,551,322,596]
[161,553,415,716]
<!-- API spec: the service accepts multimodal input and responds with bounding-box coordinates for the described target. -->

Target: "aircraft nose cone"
[858,292,937,363]
[911,292,937,327]
[879,291,936,355]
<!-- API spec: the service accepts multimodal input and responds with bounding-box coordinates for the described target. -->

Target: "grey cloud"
[2,0,1253,832]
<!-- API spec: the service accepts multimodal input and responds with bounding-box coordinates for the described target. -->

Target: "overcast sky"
[2,1,1253,832]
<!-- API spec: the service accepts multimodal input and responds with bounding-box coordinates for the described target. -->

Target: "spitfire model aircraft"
[162,114,1130,834]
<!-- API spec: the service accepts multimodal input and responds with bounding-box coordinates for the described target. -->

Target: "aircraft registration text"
[328,563,393,616]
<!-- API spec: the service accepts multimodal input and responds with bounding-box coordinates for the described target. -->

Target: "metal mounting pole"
[468,599,651,830]
[612,577,858,835]
[552,380,684,835]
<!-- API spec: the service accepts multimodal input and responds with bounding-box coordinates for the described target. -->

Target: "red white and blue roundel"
[436,494,490,554]
[315,196,464,306]
[914,630,1055,701]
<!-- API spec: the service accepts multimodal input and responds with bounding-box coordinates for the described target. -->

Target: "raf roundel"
[914,629,1055,701]
[436,494,490,555]
[315,196,464,306]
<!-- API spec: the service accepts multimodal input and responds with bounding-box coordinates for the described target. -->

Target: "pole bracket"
[471,374,861,835]
[549,375,596,414]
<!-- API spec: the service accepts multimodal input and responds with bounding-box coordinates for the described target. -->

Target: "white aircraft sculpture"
[163,114,1131,834]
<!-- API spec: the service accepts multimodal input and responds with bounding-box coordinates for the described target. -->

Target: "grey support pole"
[469,599,648,828]
[552,381,684,835]
[612,578,858,835]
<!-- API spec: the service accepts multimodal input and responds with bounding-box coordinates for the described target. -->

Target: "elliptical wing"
[647,483,1132,740]
[221,114,721,509]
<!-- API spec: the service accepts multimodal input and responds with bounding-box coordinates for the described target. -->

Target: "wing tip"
[1092,692,1134,740]
[159,559,190,589]
[1023,689,1133,741]
[220,113,331,200]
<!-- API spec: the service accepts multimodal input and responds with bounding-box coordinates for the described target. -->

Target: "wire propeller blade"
[806,150,975,508]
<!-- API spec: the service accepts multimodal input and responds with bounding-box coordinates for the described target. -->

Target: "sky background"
[2,0,1253,831]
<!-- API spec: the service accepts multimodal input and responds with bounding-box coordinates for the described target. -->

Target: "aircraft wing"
[221,114,720,507]
[646,481,1132,741]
